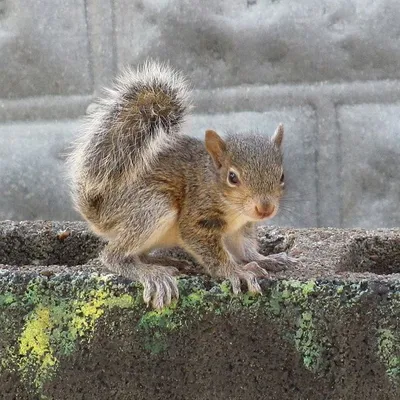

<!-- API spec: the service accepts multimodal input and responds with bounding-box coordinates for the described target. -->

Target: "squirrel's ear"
[205,129,226,169]
[272,123,284,148]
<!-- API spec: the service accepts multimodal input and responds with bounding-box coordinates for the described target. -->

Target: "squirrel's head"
[205,124,285,222]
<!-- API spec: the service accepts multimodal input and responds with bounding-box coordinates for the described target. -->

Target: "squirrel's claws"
[228,261,268,295]
[244,261,269,277]
[141,268,179,309]
[256,252,299,272]
[229,275,241,295]
[242,262,267,294]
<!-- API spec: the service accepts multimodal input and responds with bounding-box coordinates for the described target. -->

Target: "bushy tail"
[68,60,191,190]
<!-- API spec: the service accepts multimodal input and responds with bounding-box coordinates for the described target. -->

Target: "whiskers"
[225,200,252,230]
[224,192,317,229]
[280,192,313,204]
[276,191,317,227]
[229,204,248,223]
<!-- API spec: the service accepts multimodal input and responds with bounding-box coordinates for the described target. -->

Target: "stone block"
[114,0,400,88]
[0,0,91,99]
[0,221,399,399]
[337,103,400,228]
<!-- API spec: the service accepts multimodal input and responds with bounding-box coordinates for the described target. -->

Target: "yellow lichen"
[69,288,134,340]
[69,290,108,340]
[18,306,58,391]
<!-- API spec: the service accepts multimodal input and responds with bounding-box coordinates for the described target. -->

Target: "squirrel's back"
[67,60,191,217]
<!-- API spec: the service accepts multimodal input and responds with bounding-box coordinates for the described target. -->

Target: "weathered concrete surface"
[0,0,91,99]
[0,221,399,399]
[115,0,400,87]
[337,103,400,228]
[1,0,400,227]
[0,121,82,221]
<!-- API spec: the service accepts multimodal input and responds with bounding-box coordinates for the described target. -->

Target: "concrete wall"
[0,0,399,228]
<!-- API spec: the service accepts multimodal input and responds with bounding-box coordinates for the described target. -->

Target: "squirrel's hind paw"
[141,266,180,309]
[257,252,299,272]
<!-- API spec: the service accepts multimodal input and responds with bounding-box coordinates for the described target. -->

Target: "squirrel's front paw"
[257,252,299,272]
[228,262,268,295]
[141,266,179,309]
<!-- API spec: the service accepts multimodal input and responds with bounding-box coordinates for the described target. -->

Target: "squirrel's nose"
[255,203,275,219]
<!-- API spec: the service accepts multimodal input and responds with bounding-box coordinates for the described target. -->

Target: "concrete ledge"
[0,221,399,399]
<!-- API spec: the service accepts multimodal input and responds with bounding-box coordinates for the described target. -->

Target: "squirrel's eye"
[280,172,285,184]
[228,171,240,185]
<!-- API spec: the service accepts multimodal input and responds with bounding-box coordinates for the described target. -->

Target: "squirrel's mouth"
[254,207,275,220]
[248,202,278,221]
[254,213,276,221]
[246,212,277,222]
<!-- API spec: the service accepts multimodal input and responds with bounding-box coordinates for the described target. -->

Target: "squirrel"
[67,60,298,309]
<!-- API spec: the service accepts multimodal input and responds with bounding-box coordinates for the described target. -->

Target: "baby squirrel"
[68,61,297,309]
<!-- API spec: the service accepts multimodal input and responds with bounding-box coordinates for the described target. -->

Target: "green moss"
[336,285,344,294]
[294,311,324,372]
[378,329,400,381]
[139,304,178,330]
[240,292,260,307]
[263,279,375,373]
[219,281,232,296]
[0,292,17,307]
[181,290,207,307]
[268,279,316,314]
[266,280,327,373]
[137,285,211,354]
[138,308,175,355]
